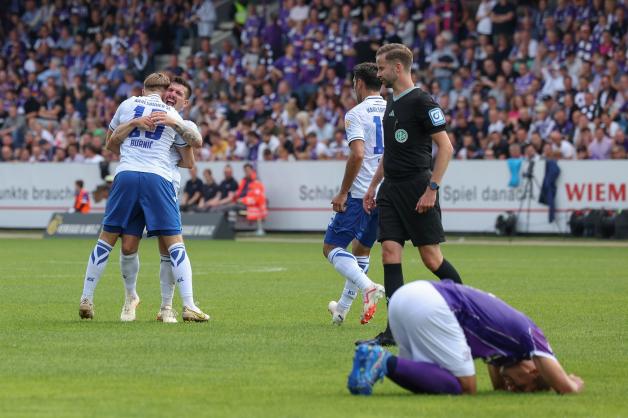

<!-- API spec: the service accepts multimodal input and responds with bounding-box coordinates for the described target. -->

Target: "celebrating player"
[348,280,585,396]
[323,62,386,325]
[106,76,208,323]
[78,73,202,320]
[359,43,463,346]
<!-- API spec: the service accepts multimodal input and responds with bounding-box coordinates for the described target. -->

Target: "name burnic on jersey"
[109,94,185,182]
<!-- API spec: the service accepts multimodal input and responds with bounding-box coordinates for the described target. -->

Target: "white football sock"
[327,248,374,292]
[337,280,358,311]
[81,239,113,302]
[159,254,175,308]
[356,255,370,273]
[168,243,197,309]
[338,256,369,310]
[120,252,139,298]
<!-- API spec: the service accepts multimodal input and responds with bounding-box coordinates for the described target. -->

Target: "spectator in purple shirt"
[263,13,283,59]
[271,44,299,91]
[514,61,535,96]
[348,280,584,396]
[241,4,263,47]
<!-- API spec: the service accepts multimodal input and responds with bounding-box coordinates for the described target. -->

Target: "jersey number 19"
[129,105,165,140]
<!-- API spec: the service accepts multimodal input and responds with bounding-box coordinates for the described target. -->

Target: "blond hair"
[143,72,170,92]
[376,44,413,72]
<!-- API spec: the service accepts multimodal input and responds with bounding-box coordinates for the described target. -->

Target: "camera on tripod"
[522,159,535,179]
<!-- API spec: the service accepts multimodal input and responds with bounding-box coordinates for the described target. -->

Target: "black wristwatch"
[429,181,440,191]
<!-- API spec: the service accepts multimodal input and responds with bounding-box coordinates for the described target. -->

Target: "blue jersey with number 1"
[109,94,186,182]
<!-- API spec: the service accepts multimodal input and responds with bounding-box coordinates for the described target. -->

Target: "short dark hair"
[352,62,381,91]
[376,43,413,71]
[76,180,84,188]
[171,76,192,99]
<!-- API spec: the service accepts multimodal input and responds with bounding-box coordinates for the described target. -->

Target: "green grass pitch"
[0,235,627,418]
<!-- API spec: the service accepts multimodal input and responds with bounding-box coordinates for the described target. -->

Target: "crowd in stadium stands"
[0,0,627,165]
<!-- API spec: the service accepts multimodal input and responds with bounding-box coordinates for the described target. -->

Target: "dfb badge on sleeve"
[428,108,446,126]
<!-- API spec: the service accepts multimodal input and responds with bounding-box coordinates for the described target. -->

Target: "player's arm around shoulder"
[152,112,202,148]
[106,116,156,152]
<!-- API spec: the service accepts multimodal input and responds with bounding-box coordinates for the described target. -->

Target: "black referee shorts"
[376,171,445,247]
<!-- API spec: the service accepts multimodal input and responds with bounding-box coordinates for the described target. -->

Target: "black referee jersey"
[382,87,447,181]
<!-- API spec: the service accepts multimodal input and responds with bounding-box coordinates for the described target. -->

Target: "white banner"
[0,164,106,228]
[441,160,628,233]
[1,161,627,232]
[254,160,628,233]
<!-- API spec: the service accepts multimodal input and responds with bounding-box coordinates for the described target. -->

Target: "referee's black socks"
[433,259,463,284]
[383,263,404,302]
[382,263,404,340]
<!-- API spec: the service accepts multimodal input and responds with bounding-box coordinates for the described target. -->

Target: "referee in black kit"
[359,43,463,346]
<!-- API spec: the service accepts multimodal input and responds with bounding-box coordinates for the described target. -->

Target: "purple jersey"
[273,56,299,89]
[431,280,554,367]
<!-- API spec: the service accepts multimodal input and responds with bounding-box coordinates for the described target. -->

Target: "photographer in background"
[70,179,91,214]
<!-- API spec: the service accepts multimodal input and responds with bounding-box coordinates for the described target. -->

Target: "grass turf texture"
[0,236,626,418]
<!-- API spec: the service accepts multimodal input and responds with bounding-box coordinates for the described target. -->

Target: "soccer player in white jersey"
[323,63,387,325]
[106,77,205,323]
[78,73,203,320]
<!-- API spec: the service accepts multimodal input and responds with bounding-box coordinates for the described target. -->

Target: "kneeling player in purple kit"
[348,280,584,395]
